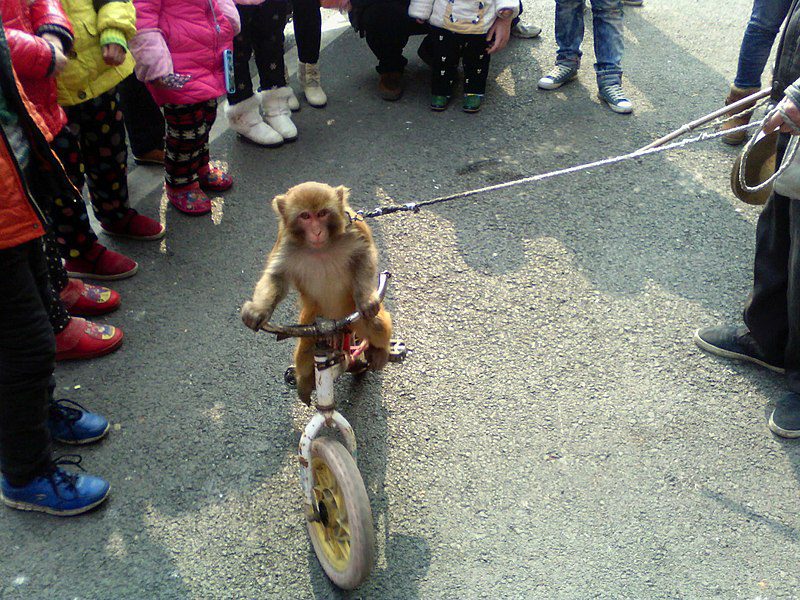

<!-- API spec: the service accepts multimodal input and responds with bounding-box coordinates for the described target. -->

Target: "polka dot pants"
[51,87,130,259]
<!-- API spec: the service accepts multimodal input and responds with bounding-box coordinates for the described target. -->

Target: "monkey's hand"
[241,301,274,331]
[357,293,381,320]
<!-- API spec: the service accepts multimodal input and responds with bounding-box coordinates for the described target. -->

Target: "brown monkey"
[242,182,393,403]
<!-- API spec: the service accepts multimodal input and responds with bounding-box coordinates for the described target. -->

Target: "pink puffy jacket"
[130,0,240,106]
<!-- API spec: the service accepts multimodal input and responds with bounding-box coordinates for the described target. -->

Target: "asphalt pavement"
[2,1,799,598]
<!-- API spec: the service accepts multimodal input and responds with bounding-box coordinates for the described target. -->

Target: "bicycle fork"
[298,343,359,522]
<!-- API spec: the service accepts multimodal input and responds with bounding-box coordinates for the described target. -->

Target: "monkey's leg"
[294,337,316,404]
[354,307,392,371]
[294,303,318,403]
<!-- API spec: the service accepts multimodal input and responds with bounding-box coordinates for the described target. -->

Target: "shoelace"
[550,65,575,81]
[49,398,85,424]
[601,84,628,103]
[47,455,86,497]
[305,68,321,87]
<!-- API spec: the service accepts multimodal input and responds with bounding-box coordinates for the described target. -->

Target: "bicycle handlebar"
[259,271,391,340]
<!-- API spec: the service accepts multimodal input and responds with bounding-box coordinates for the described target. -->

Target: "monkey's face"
[276,182,349,249]
[294,207,334,249]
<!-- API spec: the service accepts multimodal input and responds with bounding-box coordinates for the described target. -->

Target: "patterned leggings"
[430,26,492,96]
[43,233,70,334]
[163,99,218,189]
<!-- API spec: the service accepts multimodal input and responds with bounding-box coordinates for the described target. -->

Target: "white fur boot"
[285,65,301,112]
[261,87,298,142]
[225,94,283,147]
[299,62,327,108]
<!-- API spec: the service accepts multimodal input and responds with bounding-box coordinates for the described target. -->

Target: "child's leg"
[164,100,218,189]
[430,27,461,97]
[49,127,98,258]
[461,33,491,95]
[69,89,131,228]
[42,233,70,335]
[0,239,54,486]
[229,5,256,104]
[250,1,289,91]
[292,0,322,65]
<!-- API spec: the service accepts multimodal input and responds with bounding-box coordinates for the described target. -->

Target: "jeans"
[554,0,625,86]
[735,0,792,89]
[0,239,55,486]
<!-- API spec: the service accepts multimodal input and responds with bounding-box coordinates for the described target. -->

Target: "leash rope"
[359,120,765,219]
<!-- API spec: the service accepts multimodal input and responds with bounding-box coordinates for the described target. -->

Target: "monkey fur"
[242,181,393,403]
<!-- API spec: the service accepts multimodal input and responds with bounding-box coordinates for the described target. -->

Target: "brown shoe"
[720,85,761,146]
[378,72,404,101]
[133,148,165,166]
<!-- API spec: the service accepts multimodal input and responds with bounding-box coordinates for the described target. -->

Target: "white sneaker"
[260,87,298,142]
[225,94,283,147]
[299,62,327,108]
[511,21,542,38]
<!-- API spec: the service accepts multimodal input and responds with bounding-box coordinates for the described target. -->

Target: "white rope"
[365,119,765,217]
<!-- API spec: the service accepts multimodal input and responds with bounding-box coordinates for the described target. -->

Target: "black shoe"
[768,392,800,438]
[693,325,784,373]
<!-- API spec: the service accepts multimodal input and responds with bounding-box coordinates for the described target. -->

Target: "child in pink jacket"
[130,0,240,215]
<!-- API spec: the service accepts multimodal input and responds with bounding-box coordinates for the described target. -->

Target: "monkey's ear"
[272,194,287,217]
[334,186,351,207]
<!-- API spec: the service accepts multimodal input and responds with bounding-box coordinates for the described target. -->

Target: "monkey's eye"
[317,209,330,218]
[299,212,312,220]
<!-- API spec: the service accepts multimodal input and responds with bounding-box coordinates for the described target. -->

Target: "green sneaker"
[430,95,450,111]
[462,94,483,113]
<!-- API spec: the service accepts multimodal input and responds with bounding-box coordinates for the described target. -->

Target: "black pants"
[744,133,800,392]
[0,239,54,486]
[118,74,165,158]
[429,26,491,96]
[229,2,289,104]
[357,1,430,74]
[292,0,321,64]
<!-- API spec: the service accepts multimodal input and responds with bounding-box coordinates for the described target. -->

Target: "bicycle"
[258,271,406,589]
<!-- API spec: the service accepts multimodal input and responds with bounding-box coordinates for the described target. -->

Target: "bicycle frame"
[298,337,359,522]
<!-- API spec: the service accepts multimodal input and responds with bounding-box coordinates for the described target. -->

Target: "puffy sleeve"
[95,0,138,49]
[408,0,435,21]
[129,0,172,82]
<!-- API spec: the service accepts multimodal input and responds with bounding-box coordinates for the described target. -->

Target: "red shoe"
[59,278,121,317]
[199,166,233,192]
[167,183,212,215]
[64,242,138,281]
[101,208,165,240]
[55,317,123,361]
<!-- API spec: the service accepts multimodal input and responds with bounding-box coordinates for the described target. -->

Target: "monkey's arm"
[241,266,289,331]
[350,234,381,320]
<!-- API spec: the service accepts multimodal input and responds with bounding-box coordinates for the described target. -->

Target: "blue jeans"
[554,0,624,87]
[735,0,792,89]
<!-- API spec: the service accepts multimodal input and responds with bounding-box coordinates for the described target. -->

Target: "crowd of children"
[0,0,643,517]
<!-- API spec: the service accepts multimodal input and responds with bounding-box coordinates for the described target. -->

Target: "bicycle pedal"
[388,338,407,362]
[284,365,297,387]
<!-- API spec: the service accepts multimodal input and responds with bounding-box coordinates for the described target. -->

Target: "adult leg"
[735,0,793,89]
[554,0,586,68]
[589,0,624,87]
[117,74,165,162]
[359,1,429,74]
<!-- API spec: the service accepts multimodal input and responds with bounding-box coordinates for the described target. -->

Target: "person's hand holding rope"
[764,97,800,135]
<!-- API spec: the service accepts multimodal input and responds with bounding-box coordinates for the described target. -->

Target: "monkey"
[241,181,393,403]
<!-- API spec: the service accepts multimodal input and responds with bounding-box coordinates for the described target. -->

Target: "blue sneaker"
[598,82,633,114]
[769,393,800,439]
[48,399,109,445]
[538,64,578,90]
[1,458,110,516]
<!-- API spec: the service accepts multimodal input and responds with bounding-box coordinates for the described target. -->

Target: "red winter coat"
[0,0,74,137]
